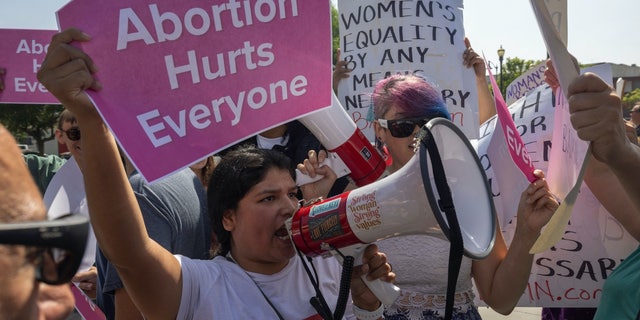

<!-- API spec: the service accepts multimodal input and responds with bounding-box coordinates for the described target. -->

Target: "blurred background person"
[0,123,78,320]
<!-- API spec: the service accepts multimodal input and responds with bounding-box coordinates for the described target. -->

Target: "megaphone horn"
[290,118,496,259]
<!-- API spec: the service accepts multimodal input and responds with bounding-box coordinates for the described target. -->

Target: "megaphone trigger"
[333,244,401,307]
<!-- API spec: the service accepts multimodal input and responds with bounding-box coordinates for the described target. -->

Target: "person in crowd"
[333,48,351,94]
[38,28,395,320]
[189,155,218,190]
[541,60,640,320]
[305,37,496,201]
[301,71,558,319]
[373,74,556,319]
[462,38,497,125]
[561,71,640,319]
[23,110,76,195]
[96,152,211,320]
[630,103,640,137]
[222,120,354,199]
[0,123,76,320]
[23,109,98,302]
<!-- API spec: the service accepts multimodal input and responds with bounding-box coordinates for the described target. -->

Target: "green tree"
[622,88,640,109]
[331,3,339,64]
[495,57,544,97]
[0,104,64,154]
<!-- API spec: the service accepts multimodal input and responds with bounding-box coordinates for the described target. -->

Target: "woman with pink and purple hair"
[369,72,557,319]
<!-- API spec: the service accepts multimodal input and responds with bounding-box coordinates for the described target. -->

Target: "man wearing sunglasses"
[0,123,82,320]
[23,110,78,195]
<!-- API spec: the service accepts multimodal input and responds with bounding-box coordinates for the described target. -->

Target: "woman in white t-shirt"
[38,28,395,320]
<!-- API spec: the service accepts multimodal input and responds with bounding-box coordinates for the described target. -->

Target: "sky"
[1,0,638,67]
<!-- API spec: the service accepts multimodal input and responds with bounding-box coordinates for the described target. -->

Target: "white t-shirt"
[177,255,356,319]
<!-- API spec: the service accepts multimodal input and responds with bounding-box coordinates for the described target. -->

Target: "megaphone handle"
[360,275,401,307]
[339,245,400,307]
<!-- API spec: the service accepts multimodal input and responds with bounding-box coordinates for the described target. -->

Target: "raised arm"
[463,38,495,124]
[472,170,557,314]
[37,28,182,319]
[568,73,640,238]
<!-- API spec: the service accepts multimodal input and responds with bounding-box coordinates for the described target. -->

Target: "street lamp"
[487,61,499,78]
[497,45,505,94]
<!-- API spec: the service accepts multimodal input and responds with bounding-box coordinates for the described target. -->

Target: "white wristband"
[352,303,384,320]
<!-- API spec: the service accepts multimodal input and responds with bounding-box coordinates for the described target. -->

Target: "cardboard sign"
[44,157,96,274]
[0,29,59,104]
[505,61,547,105]
[335,0,478,141]
[476,67,638,307]
[57,0,331,182]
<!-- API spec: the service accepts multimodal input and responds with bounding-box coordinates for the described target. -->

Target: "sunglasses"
[0,214,89,285]
[378,117,429,138]
[60,127,81,141]
[632,109,640,113]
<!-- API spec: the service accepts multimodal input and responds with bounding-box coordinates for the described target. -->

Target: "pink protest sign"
[71,285,107,320]
[486,60,537,182]
[57,0,331,182]
[0,29,59,104]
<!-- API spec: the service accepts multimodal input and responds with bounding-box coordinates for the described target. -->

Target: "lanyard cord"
[296,250,334,320]
[225,252,340,320]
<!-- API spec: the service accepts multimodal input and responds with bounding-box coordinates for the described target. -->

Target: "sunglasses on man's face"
[60,127,81,141]
[378,117,429,138]
[0,214,89,285]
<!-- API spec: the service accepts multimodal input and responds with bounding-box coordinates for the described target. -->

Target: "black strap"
[296,251,334,320]
[419,130,464,320]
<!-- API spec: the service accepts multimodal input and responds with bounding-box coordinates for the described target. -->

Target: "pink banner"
[57,0,332,182]
[71,285,107,320]
[0,29,59,104]
[486,59,537,182]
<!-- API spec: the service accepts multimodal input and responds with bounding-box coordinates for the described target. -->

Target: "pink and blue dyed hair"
[371,74,450,121]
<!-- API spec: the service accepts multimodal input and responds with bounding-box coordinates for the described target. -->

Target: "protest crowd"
[0,1,639,320]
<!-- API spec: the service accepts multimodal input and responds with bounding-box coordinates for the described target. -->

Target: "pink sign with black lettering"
[57,0,331,182]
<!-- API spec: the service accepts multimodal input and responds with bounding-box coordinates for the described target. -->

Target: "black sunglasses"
[378,117,429,138]
[0,214,89,285]
[60,127,81,141]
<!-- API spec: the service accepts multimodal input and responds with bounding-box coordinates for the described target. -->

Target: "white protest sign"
[476,68,637,307]
[335,0,478,141]
[505,61,547,106]
[43,157,96,274]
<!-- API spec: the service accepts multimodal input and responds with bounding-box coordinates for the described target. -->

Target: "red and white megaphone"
[298,92,385,187]
[288,118,497,306]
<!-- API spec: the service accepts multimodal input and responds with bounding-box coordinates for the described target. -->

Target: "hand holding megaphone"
[295,152,350,186]
[334,244,401,306]
[299,92,385,187]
